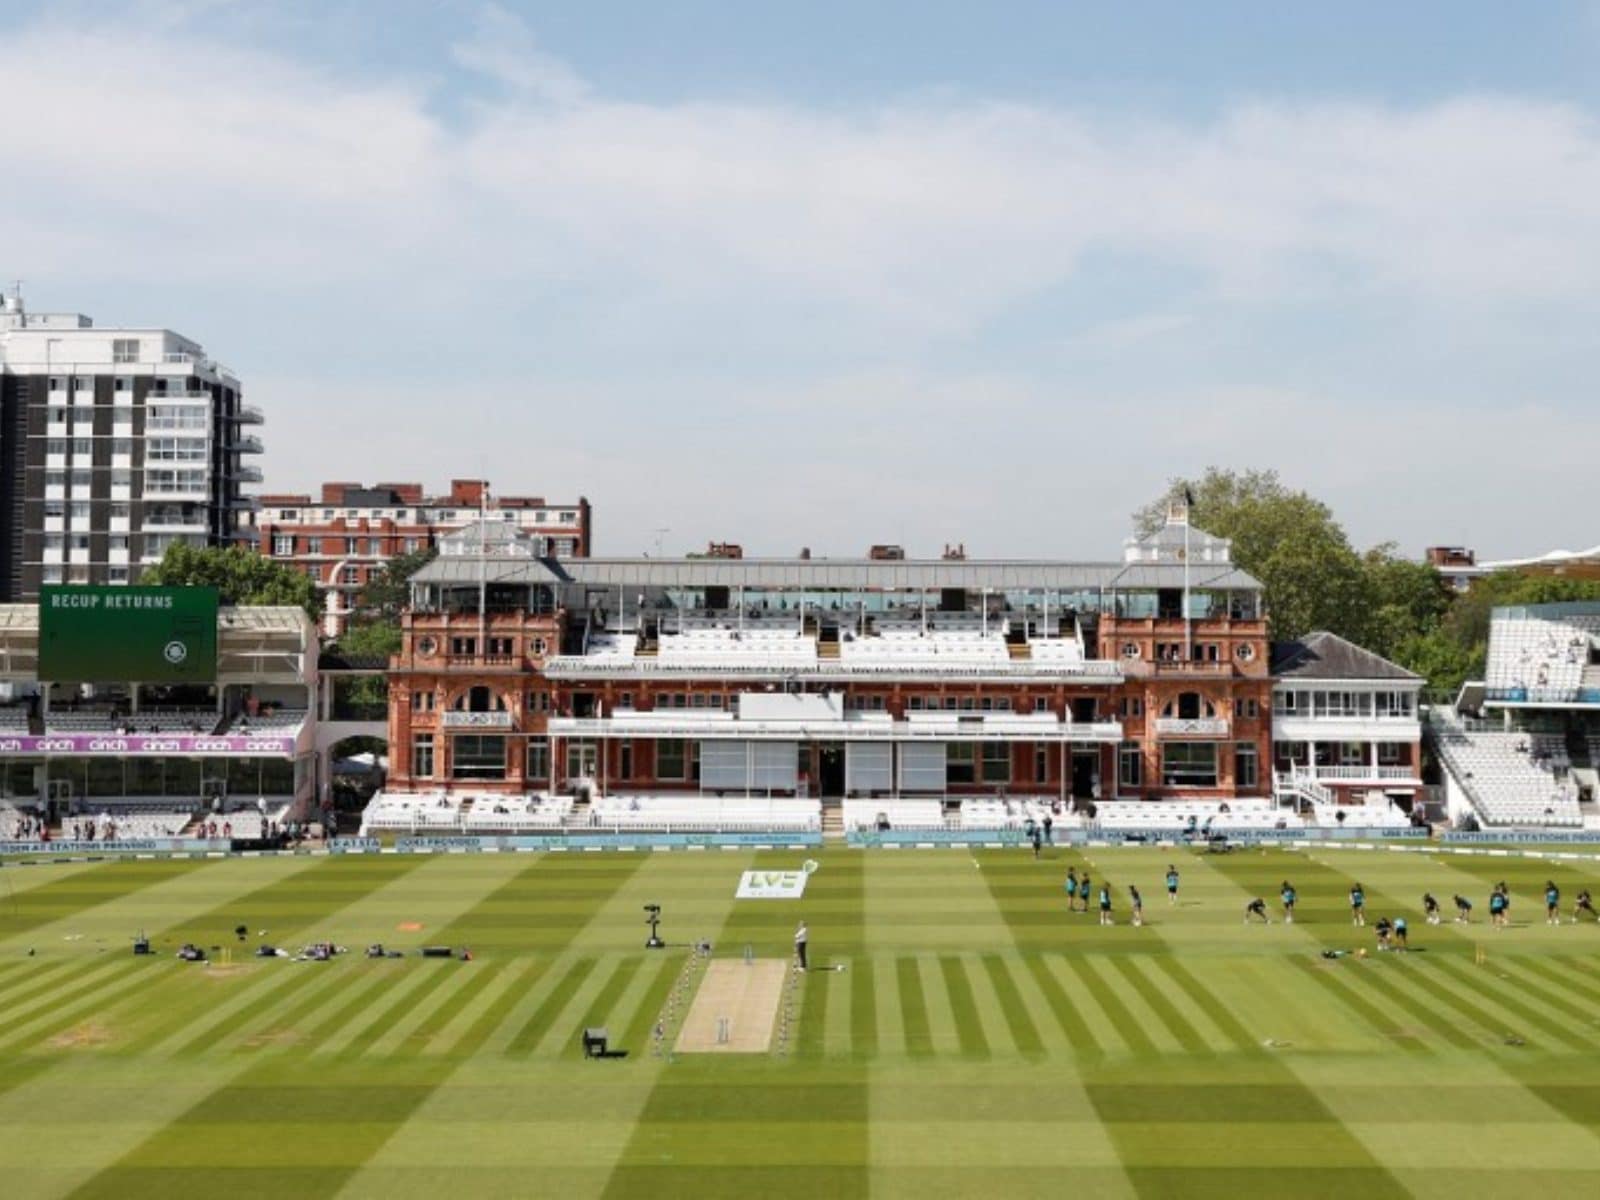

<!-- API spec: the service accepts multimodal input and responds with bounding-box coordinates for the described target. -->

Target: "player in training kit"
[1280,881,1297,924]
[1166,866,1180,905]
[1488,887,1507,930]
[1375,917,1393,951]
[1392,915,1409,950]
[1244,897,1270,924]
[1575,889,1597,923]
[1129,884,1144,927]
[1350,883,1366,926]
[1545,882,1561,926]
[1065,869,1079,912]
[1098,884,1113,926]
[1079,874,1093,914]
[1453,894,1473,923]
[1422,893,1441,925]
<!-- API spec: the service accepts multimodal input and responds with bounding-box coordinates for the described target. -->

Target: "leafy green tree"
[1357,545,1453,661]
[357,546,437,625]
[1134,468,1371,643]
[141,543,322,619]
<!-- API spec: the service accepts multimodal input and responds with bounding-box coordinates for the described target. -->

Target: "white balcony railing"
[1154,717,1231,737]
[440,710,515,729]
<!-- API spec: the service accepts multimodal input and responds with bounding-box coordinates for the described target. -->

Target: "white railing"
[1154,717,1231,736]
[548,715,1127,743]
[543,655,1123,682]
[440,710,514,729]
[1301,764,1417,781]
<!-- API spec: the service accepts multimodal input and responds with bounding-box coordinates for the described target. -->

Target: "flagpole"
[1182,492,1192,663]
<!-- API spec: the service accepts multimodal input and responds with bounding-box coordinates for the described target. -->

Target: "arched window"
[455,686,507,713]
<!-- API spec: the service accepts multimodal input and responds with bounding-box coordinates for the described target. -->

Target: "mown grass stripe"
[896,955,933,1058]
[1146,957,1259,1052]
[797,955,830,1058]
[1424,956,1597,1052]
[1021,952,1100,1057]
[1067,955,1156,1055]
[212,961,371,1055]
[1456,954,1600,1026]
[334,960,465,1059]
[288,969,409,1051]
[391,958,507,1052]
[559,956,644,1060]
[0,955,125,1014]
[0,963,175,1052]
[1348,963,1482,1050]
[157,963,333,1057]
[447,956,553,1058]
[0,959,141,1038]
[1110,956,1209,1054]
[1381,957,1560,1048]
[979,953,1043,1058]
[938,954,989,1059]
[1519,955,1600,1006]
[850,951,878,1060]
[506,955,597,1058]
[0,858,205,939]
[618,953,678,1052]
[1289,957,1430,1053]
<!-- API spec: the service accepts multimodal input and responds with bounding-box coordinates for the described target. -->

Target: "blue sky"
[4,1,1599,560]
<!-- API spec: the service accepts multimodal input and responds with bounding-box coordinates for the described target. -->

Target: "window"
[1234,698,1258,719]
[71,438,92,457]
[45,470,66,489]
[1119,742,1143,788]
[527,690,549,712]
[341,565,360,585]
[114,376,132,393]
[1378,742,1405,766]
[305,537,322,555]
[619,741,633,780]
[70,502,90,522]
[1234,742,1259,790]
[112,338,140,364]
[452,735,505,780]
[272,535,294,556]
[70,470,91,489]
[110,438,132,456]
[46,439,67,456]
[109,502,130,521]
[1034,697,1050,713]
[108,567,128,583]
[411,734,434,778]
[526,740,549,780]
[1121,696,1143,718]
[1034,745,1049,784]
[947,742,976,786]
[109,536,128,552]
[1274,690,1300,715]
[403,538,420,553]
[412,690,434,712]
[44,500,64,519]
[1162,742,1218,788]
[450,636,476,657]
[982,743,1010,784]
[657,739,687,780]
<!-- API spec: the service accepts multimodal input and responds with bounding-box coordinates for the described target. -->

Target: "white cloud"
[1,12,1597,560]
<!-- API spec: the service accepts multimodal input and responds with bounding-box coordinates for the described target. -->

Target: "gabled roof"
[1270,630,1422,683]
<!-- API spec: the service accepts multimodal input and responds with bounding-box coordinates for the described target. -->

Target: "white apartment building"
[0,290,260,599]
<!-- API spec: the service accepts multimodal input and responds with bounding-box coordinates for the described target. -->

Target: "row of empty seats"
[461,793,574,830]
[843,798,946,830]
[1430,715,1581,827]
[359,790,464,834]
[959,796,1070,830]
[587,793,820,832]
[1486,613,1600,700]
[224,708,307,734]
[657,628,819,669]
[0,708,30,731]
[1089,799,1303,832]
[46,708,220,734]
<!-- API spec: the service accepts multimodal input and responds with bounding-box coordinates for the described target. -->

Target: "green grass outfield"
[3,844,1600,1199]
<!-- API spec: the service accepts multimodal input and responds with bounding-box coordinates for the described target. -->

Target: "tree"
[1133,468,1373,643]
[1357,545,1453,662]
[357,545,437,625]
[141,543,322,619]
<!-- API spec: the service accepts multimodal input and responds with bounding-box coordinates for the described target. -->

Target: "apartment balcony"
[143,486,211,503]
[236,404,264,425]
[142,517,209,534]
[234,465,264,483]
[1154,717,1232,738]
[229,433,264,454]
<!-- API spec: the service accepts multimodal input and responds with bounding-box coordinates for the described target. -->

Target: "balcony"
[1154,717,1232,737]
[441,710,514,730]
[229,433,264,454]
[438,653,524,673]
[236,404,264,425]
[234,464,264,483]
[144,486,210,503]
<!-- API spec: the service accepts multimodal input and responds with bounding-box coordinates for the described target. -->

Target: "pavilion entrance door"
[818,743,846,797]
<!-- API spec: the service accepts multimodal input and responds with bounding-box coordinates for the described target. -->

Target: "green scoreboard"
[39,586,219,683]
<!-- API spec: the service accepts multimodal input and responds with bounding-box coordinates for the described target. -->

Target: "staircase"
[820,799,845,842]
[1007,642,1031,660]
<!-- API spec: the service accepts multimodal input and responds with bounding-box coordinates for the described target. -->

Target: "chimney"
[450,479,488,506]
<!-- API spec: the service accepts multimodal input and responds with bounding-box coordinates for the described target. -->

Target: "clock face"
[417,636,437,656]
[1235,643,1255,661]
[1121,642,1141,659]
